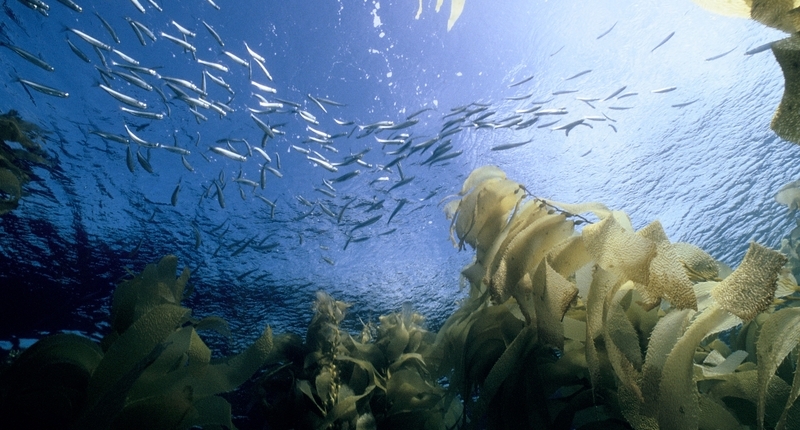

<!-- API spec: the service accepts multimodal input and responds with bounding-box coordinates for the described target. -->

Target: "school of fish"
[0,1,753,265]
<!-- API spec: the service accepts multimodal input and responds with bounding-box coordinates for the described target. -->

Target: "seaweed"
[0,110,49,215]
[0,255,278,429]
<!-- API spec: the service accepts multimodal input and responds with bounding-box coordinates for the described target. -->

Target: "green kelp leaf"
[585,266,619,395]
[111,256,189,335]
[697,395,743,430]
[111,385,194,430]
[582,215,657,287]
[180,395,235,430]
[127,325,195,401]
[777,351,800,429]
[757,307,800,430]
[296,379,324,415]
[0,167,21,215]
[386,368,443,414]
[193,316,232,338]
[530,259,579,349]
[191,325,276,397]
[0,333,104,427]
[87,304,190,406]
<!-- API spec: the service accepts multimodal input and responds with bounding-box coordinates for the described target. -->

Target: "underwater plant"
[0,110,49,215]
[427,165,800,429]
[0,255,277,429]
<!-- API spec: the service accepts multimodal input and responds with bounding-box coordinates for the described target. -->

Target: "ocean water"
[0,0,797,388]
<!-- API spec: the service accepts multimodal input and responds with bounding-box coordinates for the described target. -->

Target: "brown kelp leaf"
[641,308,693,415]
[547,235,593,279]
[658,305,730,430]
[530,259,579,349]
[585,266,619,394]
[777,351,800,429]
[458,165,506,195]
[707,369,792,430]
[710,242,787,322]
[691,0,751,17]
[772,34,800,144]
[453,177,522,251]
[111,385,194,430]
[481,199,547,283]
[751,0,800,32]
[582,215,656,286]
[489,212,573,309]
[673,242,720,281]
[636,220,670,244]
[757,307,800,430]
[697,395,744,430]
[648,241,698,310]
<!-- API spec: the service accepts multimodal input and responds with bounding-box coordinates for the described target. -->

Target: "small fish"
[19,78,68,98]
[136,148,154,173]
[671,99,698,108]
[552,119,586,136]
[550,45,564,56]
[387,176,414,192]
[603,86,627,101]
[210,146,246,162]
[608,124,617,132]
[534,108,568,116]
[351,215,382,233]
[552,89,578,95]
[94,12,120,43]
[66,38,91,62]
[317,96,345,107]
[508,75,534,88]
[265,166,283,178]
[705,47,736,61]
[387,199,407,224]
[537,119,560,128]
[99,84,146,108]
[745,41,773,55]
[651,31,674,52]
[129,0,145,13]
[330,170,360,183]
[171,182,181,206]
[110,70,151,91]
[90,130,128,144]
[56,0,83,13]
[120,107,163,119]
[160,32,196,52]
[249,58,272,82]
[126,146,135,172]
[491,139,532,151]
[223,50,249,67]
[252,80,277,93]
[617,92,637,99]
[504,93,533,101]
[181,155,193,172]
[651,86,676,93]
[202,20,224,46]
[597,21,617,39]
[607,106,633,110]
[0,42,54,71]
[69,27,111,51]
[214,180,225,208]
[565,69,591,80]
[307,156,338,173]
[197,58,229,73]
[171,20,196,37]
[205,0,220,10]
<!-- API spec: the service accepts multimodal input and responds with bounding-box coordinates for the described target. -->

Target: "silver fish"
[202,20,224,46]
[69,28,111,51]
[19,78,68,98]
[0,42,54,71]
[94,12,120,43]
[99,84,146,108]
[66,38,91,63]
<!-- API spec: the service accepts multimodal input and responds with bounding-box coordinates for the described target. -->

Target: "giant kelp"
[429,165,800,429]
[0,110,49,215]
[0,255,278,429]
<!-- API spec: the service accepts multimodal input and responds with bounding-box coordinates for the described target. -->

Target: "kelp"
[0,255,277,429]
[432,165,800,429]
[0,110,49,215]
[252,292,461,429]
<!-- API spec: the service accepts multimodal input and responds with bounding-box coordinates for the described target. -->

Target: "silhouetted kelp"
[0,110,49,215]
[6,167,800,429]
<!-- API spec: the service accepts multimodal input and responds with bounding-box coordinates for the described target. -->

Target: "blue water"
[0,0,796,358]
